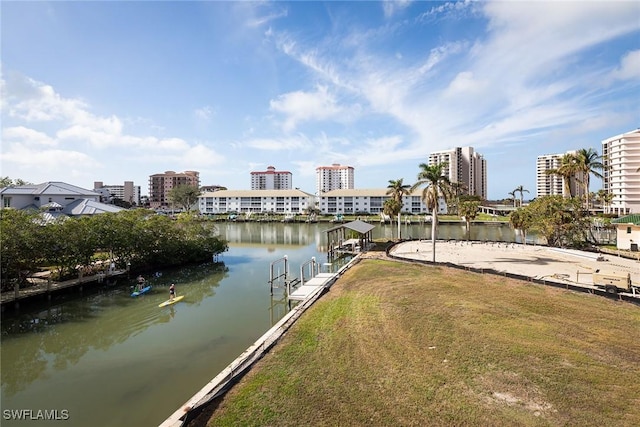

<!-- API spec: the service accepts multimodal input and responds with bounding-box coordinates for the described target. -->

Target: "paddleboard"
[158,295,184,307]
[131,285,152,297]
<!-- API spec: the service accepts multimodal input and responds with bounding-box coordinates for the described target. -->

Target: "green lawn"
[199,260,640,427]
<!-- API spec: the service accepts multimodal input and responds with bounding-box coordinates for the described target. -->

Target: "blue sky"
[2,1,639,200]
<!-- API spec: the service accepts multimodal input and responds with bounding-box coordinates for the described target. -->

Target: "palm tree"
[386,179,411,239]
[513,185,529,207]
[575,148,604,210]
[595,189,614,212]
[449,181,468,215]
[545,153,580,198]
[459,200,480,240]
[507,190,517,207]
[410,162,452,262]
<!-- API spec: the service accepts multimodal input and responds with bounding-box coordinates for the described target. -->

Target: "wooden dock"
[1,269,128,308]
[288,272,337,301]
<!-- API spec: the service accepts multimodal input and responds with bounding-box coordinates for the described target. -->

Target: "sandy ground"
[386,240,639,291]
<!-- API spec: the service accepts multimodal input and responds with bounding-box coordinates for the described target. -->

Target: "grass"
[200,260,640,427]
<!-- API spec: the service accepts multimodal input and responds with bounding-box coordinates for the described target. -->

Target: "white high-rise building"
[602,129,640,215]
[536,151,590,200]
[250,166,292,190]
[94,181,141,205]
[316,163,354,195]
[428,147,487,199]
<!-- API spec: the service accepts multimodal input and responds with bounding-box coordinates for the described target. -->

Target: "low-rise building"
[0,181,123,216]
[318,189,447,215]
[611,214,640,251]
[198,189,315,214]
[94,181,141,205]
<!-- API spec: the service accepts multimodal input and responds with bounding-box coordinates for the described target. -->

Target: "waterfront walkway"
[1,269,128,307]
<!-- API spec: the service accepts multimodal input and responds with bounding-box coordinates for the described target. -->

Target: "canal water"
[2,221,532,426]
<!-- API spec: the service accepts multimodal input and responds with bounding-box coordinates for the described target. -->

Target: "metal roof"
[611,214,640,225]
[326,220,376,234]
[320,188,423,197]
[0,181,99,196]
[200,189,315,198]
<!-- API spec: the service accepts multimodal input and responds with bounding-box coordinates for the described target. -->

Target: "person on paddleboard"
[136,275,145,292]
[169,283,176,301]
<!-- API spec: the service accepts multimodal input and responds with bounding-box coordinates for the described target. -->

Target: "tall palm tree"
[575,148,604,210]
[449,181,468,215]
[386,178,411,239]
[410,163,452,262]
[513,185,529,207]
[507,190,517,207]
[545,153,580,198]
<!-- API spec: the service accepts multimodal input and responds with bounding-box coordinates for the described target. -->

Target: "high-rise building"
[602,129,640,215]
[94,181,141,205]
[316,163,354,194]
[250,166,292,190]
[428,147,487,199]
[536,151,586,199]
[148,170,200,209]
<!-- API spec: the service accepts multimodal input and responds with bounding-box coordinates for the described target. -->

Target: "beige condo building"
[316,163,354,195]
[148,170,200,209]
[428,147,487,200]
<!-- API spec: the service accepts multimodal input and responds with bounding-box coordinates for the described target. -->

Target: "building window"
[628,227,632,234]
[3,197,11,208]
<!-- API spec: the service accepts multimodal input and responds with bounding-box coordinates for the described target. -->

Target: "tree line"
[0,209,228,291]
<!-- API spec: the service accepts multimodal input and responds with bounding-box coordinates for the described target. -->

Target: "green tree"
[509,208,534,245]
[575,148,604,210]
[42,216,98,280]
[458,200,480,240]
[526,195,589,247]
[168,185,202,212]
[507,190,517,207]
[0,210,45,290]
[386,178,410,239]
[0,177,31,188]
[410,162,452,262]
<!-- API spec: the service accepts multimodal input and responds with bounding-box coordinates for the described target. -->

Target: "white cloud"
[611,50,640,81]
[382,0,412,18]
[270,85,344,132]
[194,106,215,122]
[244,134,313,151]
[0,142,99,170]
[2,126,56,146]
[444,71,487,97]
[418,41,467,75]
[180,143,226,167]
[7,78,89,122]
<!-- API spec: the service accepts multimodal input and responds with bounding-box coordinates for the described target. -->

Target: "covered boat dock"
[326,220,375,259]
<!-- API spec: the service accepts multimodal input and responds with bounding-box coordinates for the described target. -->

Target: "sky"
[1,1,639,200]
